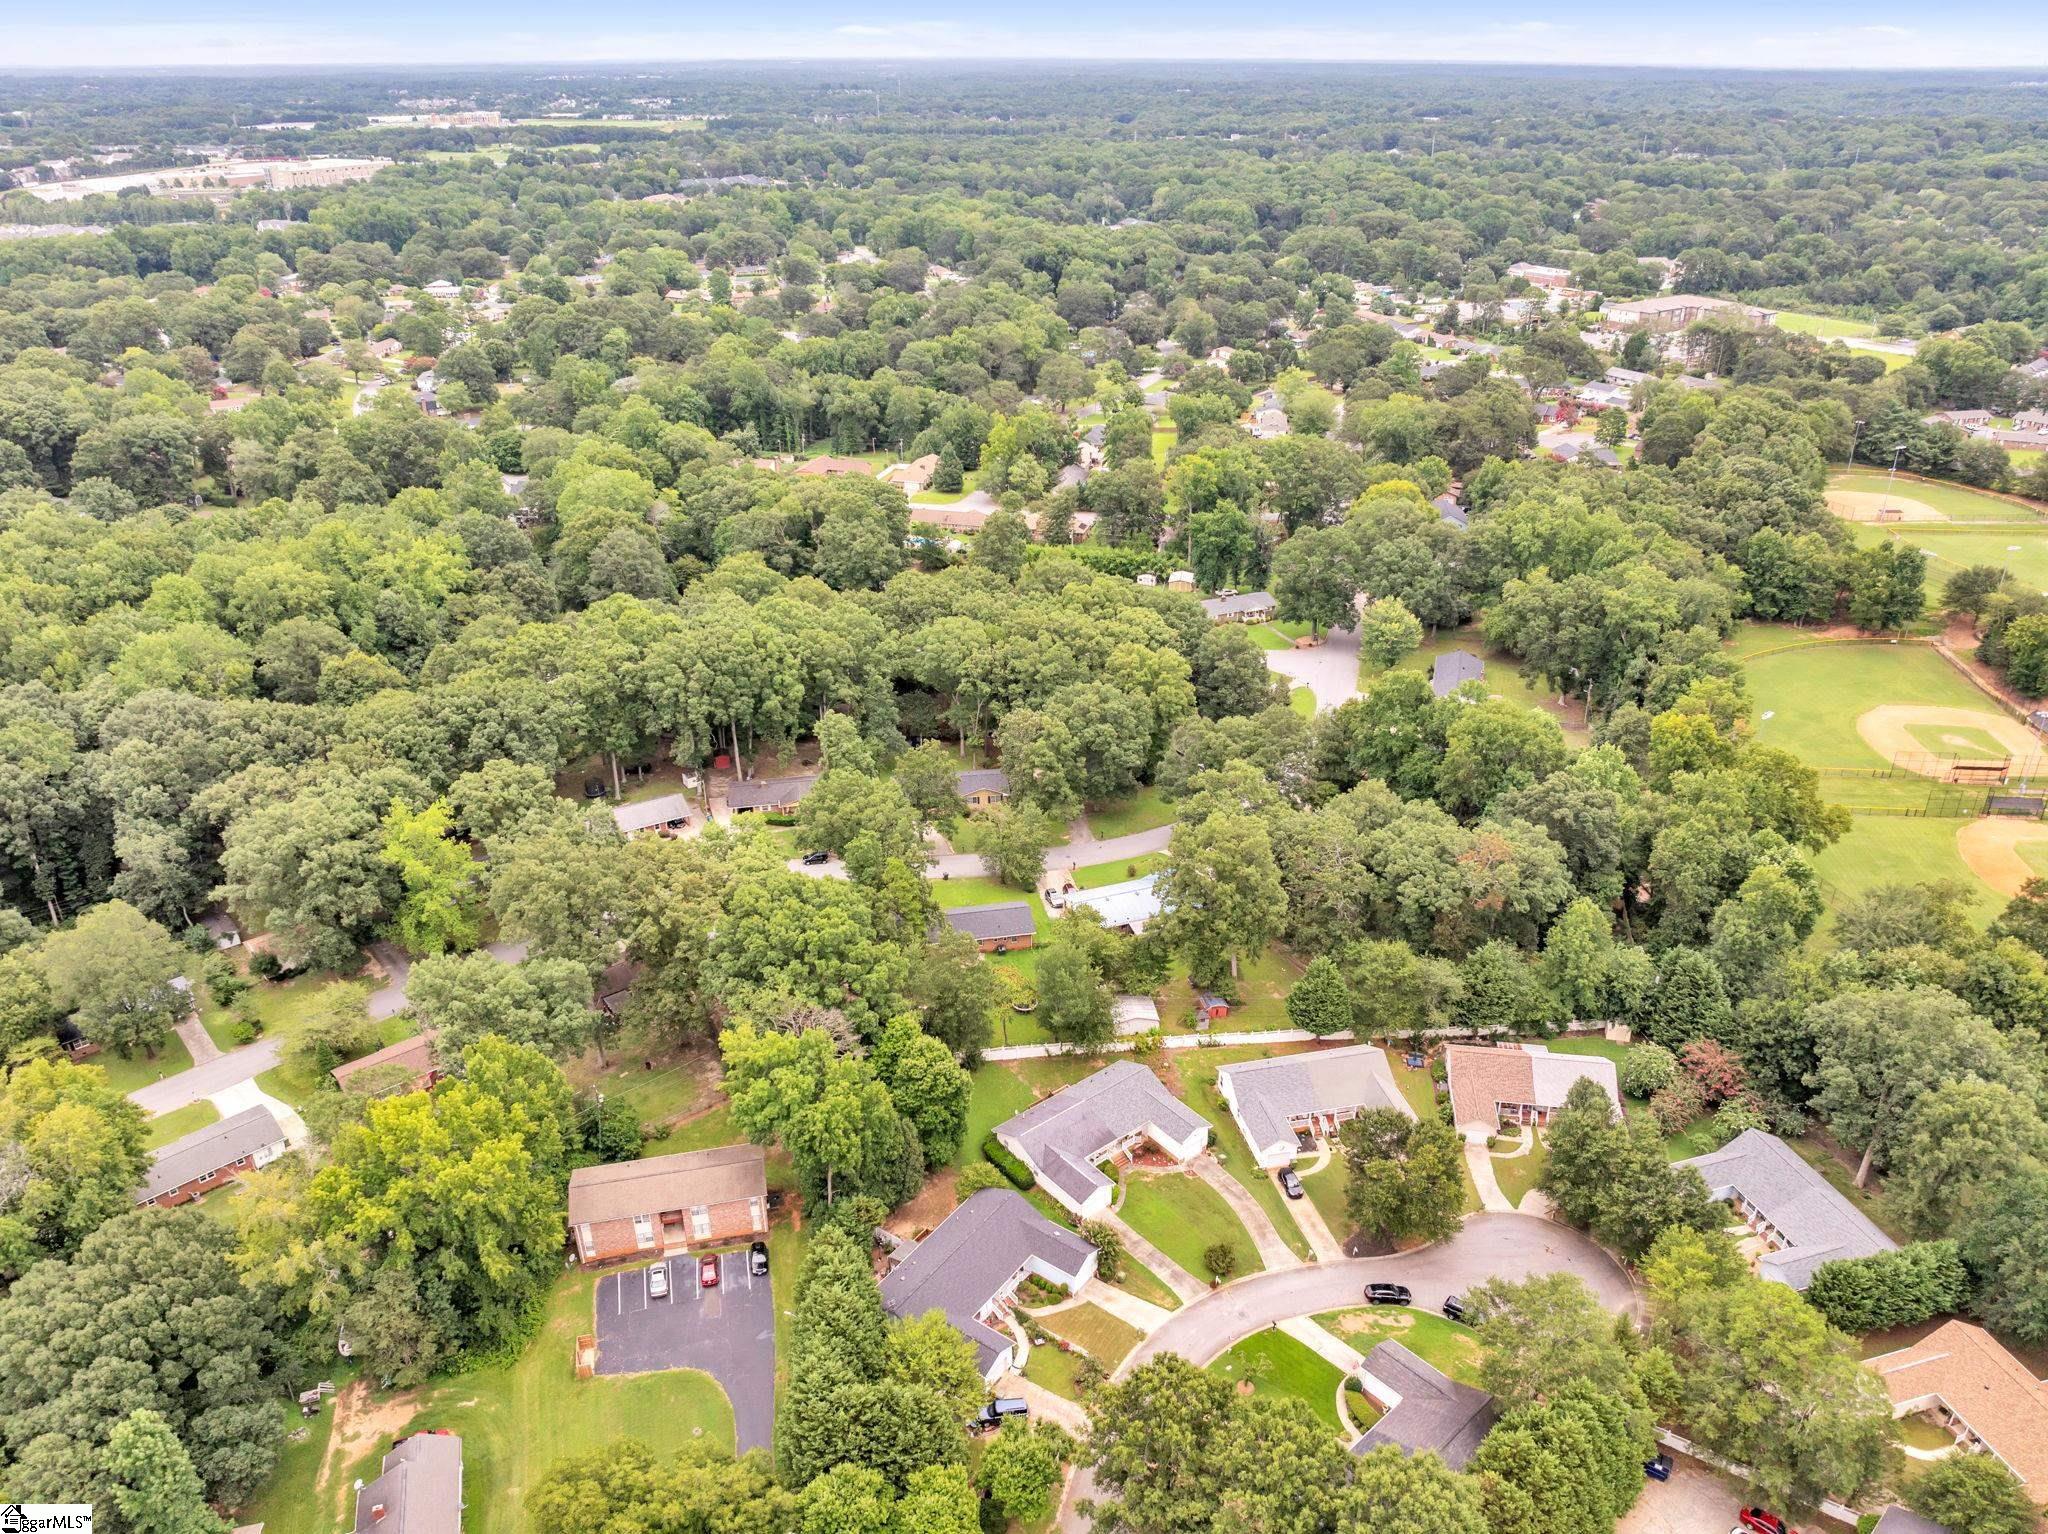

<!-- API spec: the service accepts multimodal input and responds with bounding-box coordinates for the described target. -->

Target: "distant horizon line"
[4,58,2048,76]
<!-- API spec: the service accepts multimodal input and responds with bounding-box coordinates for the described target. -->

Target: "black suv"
[1363,1283,1412,1306]
[971,1398,1029,1434]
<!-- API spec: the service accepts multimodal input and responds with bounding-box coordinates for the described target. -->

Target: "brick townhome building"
[567,1144,768,1266]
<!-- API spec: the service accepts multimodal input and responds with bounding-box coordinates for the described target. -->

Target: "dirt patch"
[1323,1308,1417,1341]
[1825,489,1946,523]
[885,1168,960,1240]
[314,1379,420,1512]
[1855,704,2039,773]
[1957,816,2048,899]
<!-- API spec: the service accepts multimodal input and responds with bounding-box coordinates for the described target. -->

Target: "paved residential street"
[594,1249,776,1453]
[1122,1212,1637,1375]
[127,1036,282,1116]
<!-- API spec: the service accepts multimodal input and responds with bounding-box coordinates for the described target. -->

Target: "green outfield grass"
[1830,472,2042,523]
[1773,311,1880,339]
[1808,815,2002,927]
[1850,522,2048,595]
[1741,637,2000,770]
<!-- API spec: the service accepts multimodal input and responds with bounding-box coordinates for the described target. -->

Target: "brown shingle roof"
[1443,1043,1618,1132]
[332,1031,438,1090]
[567,1145,766,1226]
[1869,1321,2048,1492]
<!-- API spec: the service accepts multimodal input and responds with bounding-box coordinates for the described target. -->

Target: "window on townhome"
[690,1205,711,1240]
[633,1214,655,1247]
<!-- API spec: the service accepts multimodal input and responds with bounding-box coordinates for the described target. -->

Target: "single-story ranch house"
[955,768,1010,808]
[331,1030,443,1096]
[1869,1320,2048,1503]
[880,1189,1098,1381]
[995,1061,1210,1218]
[1217,1044,1411,1168]
[942,901,1036,953]
[1443,1043,1620,1145]
[1062,873,1164,935]
[566,1144,768,1266]
[1351,1340,1498,1470]
[726,774,817,816]
[1679,1128,1897,1290]
[137,1104,290,1208]
[612,793,692,837]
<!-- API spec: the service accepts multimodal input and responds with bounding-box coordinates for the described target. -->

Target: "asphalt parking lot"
[594,1248,776,1452]
[1617,1458,1744,1534]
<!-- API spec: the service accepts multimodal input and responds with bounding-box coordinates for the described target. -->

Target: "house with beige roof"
[332,1031,443,1096]
[880,453,941,493]
[566,1145,767,1266]
[1868,1320,2048,1502]
[1443,1042,1620,1144]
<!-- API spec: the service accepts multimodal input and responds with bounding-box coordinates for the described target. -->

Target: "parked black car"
[1363,1283,1412,1306]
[972,1398,1029,1434]
[582,777,608,799]
[1441,1293,1468,1324]
[749,1240,769,1277]
[1277,1168,1305,1199]
[800,850,831,866]
[1644,1454,1673,1482]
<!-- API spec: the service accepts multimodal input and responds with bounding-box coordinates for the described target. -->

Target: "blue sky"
[10,1,2048,70]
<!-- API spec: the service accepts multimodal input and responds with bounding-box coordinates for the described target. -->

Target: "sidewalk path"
[1277,1315,1365,1375]
[1097,1210,1208,1305]
[1190,1153,1302,1271]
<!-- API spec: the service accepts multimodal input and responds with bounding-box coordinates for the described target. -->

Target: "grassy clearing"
[1207,1330,1345,1435]
[142,1099,218,1149]
[1071,852,1167,888]
[1772,311,1879,339]
[1035,1302,1142,1369]
[1085,786,1175,840]
[1314,1306,1484,1386]
[1118,1170,1262,1281]
[1851,522,2048,595]
[1290,686,1316,717]
[1022,1340,1086,1401]
[1301,1155,1351,1242]
[234,1273,733,1534]
[1154,943,1305,1034]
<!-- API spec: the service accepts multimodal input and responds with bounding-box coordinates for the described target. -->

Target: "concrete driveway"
[1617,1457,1747,1534]
[594,1249,776,1452]
[1262,624,1362,714]
[1122,1212,1637,1375]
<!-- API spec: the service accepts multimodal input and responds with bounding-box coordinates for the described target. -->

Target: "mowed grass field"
[1773,312,1879,339]
[1849,522,2048,595]
[1830,472,2043,523]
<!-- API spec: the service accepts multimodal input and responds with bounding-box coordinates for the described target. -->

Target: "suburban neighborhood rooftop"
[1353,1340,1498,1470]
[138,1104,286,1204]
[566,1144,767,1228]
[995,1061,1208,1211]
[1680,1128,1898,1289]
[940,901,1036,943]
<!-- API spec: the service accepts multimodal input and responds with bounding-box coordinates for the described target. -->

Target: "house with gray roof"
[1352,1341,1497,1470]
[1062,873,1165,935]
[1200,590,1277,624]
[611,792,691,837]
[942,901,1036,952]
[955,768,1009,808]
[1217,1045,1411,1168]
[138,1104,289,1207]
[1430,649,1486,699]
[1679,1128,1897,1290]
[880,1189,1097,1380]
[1872,1509,1948,1534]
[1432,493,1468,529]
[995,1061,1211,1217]
[353,1431,464,1534]
[726,774,818,815]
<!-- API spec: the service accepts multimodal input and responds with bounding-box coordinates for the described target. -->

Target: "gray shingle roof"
[611,793,691,833]
[955,769,1009,797]
[138,1105,286,1203]
[880,1190,1096,1374]
[1432,494,1469,529]
[1430,649,1485,698]
[1873,1509,1948,1534]
[1679,1129,1897,1289]
[354,1432,463,1534]
[996,1061,1207,1209]
[1199,590,1276,620]
[1218,1046,1406,1156]
[1354,1340,1497,1469]
[726,774,817,811]
[942,901,1035,943]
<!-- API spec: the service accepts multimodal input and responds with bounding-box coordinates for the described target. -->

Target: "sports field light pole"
[1846,416,1866,467]
[1880,442,1908,515]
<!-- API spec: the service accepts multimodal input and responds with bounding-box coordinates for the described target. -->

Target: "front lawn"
[1071,852,1166,889]
[1313,1306,1484,1387]
[1022,1339,1086,1401]
[1490,1134,1548,1209]
[232,1273,734,1534]
[1301,1156,1351,1243]
[1167,1044,1316,1262]
[1117,1169,1262,1282]
[1290,686,1315,717]
[1085,786,1176,840]
[142,1099,219,1149]
[1035,1302,1142,1369]
[1207,1331,1346,1435]
[89,1032,196,1095]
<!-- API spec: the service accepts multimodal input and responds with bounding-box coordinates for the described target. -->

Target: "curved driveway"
[1121,1212,1637,1377]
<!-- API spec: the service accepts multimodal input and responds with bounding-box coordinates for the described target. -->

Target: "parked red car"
[1739,1510,1791,1534]
[699,1253,720,1289]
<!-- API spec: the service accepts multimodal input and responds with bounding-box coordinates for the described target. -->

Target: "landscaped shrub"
[1079,1220,1125,1280]
[1806,1240,1970,1333]
[1618,1043,1679,1099]
[982,1135,1035,1190]
[1203,1241,1239,1282]
[1708,1097,1768,1147]
[1648,1076,1706,1133]
[956,1162,1008,1198]
[248,950,283,980]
